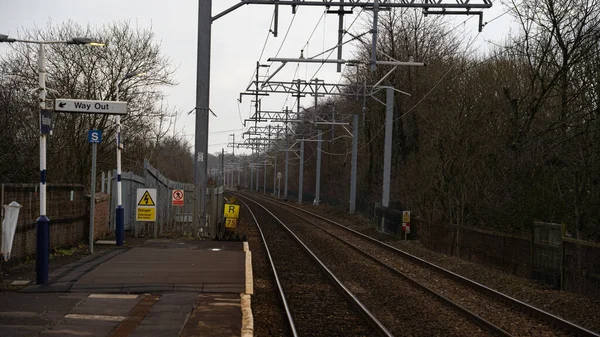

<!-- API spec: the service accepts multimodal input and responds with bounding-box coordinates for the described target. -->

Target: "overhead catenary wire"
[243,5,508,157]
[320,26,489,156]
[316,4,515,157]
[309,8,365,82]
[277,9,327,112]
[245,10,276,90]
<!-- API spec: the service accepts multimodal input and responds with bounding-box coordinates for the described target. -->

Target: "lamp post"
[0,34,104,285]
[115,71,145,246]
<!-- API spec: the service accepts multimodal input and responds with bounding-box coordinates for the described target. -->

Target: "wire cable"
[273,12,298,60]
[318,5,513,157]
[309,8,365,81]
[321,32,485,156]
[245,10,276,89]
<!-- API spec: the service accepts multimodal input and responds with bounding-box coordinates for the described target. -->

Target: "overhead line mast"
[196,0,492,237]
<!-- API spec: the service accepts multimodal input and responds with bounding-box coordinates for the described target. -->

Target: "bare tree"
[0,20,177,185]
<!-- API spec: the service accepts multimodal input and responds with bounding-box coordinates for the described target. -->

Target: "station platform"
[0,239,253,337]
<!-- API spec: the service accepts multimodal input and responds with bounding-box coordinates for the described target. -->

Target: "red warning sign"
[172,189,184,206]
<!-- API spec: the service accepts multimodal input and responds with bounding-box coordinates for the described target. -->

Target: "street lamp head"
[0,34,16,43]
[123,71,147,80]
[67,37,106,46]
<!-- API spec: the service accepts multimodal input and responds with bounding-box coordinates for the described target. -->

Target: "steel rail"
[237,198,299,337]
[244,192,600,337]
[244,193,511,337]
[237,193,394,337]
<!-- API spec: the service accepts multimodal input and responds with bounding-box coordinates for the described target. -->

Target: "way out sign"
[172,189,184,207]
[55,98,127,115]
[136,188,157,221]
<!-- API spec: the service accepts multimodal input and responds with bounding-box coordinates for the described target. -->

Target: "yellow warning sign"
[136,207,156,221]
[402,211,410,223]
[223,204,240,219]
[225,218,237,228]
[138,191,156,206]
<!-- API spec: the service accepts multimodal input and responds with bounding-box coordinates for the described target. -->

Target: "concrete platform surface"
[0,239,252,337]
[0,292,245,337]
[72,246,245,293]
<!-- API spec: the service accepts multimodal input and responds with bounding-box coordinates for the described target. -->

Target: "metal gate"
[108,159,223,238]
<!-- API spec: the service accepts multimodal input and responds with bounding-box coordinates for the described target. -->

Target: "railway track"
[238,193,497,336]
[238,196,392,336]
[238,192,600,337]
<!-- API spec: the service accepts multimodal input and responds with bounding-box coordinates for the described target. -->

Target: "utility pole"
[349,114,358,213]
[314,130,323,206]
[194,0,211,237]
[382,87,393,207]
[227,133,235,156]
[273,149,277,196]
[298,140,304,204]
[264,159,267,194]
[284,107,289,199]
[221,148,224,187]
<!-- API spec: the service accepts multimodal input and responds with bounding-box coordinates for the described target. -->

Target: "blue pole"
[116,206,124,246]
[36,216,49,284]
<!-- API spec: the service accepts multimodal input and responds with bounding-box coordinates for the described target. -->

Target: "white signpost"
[55,98,127,115]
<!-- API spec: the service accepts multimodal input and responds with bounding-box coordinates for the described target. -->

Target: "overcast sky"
[0,0,516,156]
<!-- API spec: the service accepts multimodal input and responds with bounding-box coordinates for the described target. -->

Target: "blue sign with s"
[88,130,102,143]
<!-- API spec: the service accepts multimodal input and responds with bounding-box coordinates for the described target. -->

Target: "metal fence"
[563,238,600,299]
[417,220,600,298]
[108,160,224,238]
[532,222,562,288]
[1,183,87,261]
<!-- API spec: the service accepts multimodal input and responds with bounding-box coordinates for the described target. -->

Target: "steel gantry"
[196,0,493,231]
[241,77,398,210]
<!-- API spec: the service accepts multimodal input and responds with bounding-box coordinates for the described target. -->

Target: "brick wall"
[1,184,86,261]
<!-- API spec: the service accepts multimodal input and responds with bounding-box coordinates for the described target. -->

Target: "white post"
[107,171,112,195]
[115,82,124,245]
[38,45,47,219]
[36,43,50,285]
